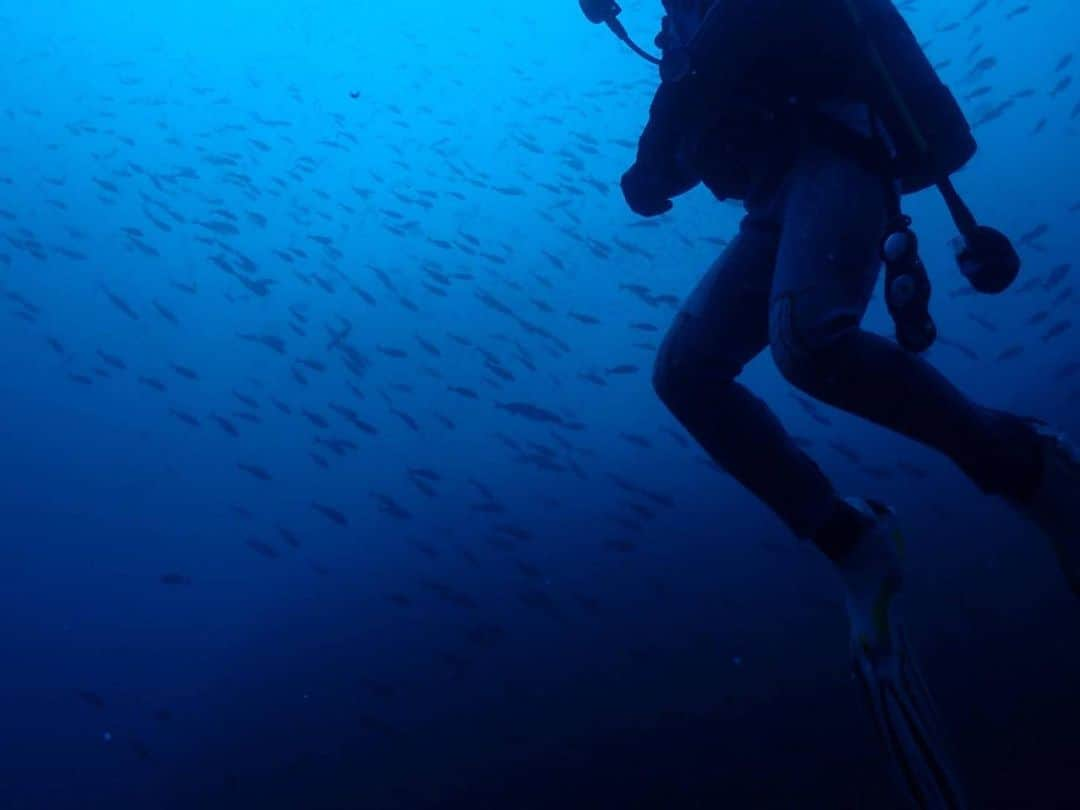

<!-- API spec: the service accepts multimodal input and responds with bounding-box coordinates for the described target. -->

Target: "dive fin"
[852,618,966,809]
[840,498,966,809]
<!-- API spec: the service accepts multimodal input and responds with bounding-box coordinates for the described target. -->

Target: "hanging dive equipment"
[882,211,937,354]
[579,0,662,66]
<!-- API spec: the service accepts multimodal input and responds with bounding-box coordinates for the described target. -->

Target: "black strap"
[801,104,898,181]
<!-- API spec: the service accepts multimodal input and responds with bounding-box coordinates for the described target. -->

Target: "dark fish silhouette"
[312,502,348,527]
[245,539,278,559]
[100,285,139,320]
[76,690,106,709]
[277,526,301,548]
[237,463,271,481]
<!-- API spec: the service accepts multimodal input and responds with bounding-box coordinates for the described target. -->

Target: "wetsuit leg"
[653,208,843,539]
[767,141,1041,502]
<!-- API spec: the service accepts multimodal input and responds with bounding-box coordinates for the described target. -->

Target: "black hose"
[607,19,662,65]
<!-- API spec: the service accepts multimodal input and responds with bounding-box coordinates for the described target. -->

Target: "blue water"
[0,1,1077,807]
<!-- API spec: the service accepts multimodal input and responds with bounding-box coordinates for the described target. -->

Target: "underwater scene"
[1,0,1078,807]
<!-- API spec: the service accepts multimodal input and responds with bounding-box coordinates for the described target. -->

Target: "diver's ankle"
[813,498,870,563]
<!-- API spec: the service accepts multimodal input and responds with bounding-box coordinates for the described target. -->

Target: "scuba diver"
[580,0,1080,807]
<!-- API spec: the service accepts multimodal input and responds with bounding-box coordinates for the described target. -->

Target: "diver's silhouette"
[582,2,1080,807]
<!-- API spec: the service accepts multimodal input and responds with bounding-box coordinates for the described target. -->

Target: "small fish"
[1042,320,1072,342]
[137,375,166,392]
[160,573,192,586]
[277,527,301,548]
[245,539,279,559]
[153,299,179,325]
[312,502,348,527]
[211,414,239,437]
[76,690,106,709]
[100,285,139,320]
[302,409,329,429]
[170,409,199,427]
[237,463,272,481]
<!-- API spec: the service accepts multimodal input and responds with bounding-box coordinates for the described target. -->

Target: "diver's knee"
[769,295,808,384]
[652,319,704,411]
[769,297,859,386]
[770,332,822,387]
[651,338,687,409]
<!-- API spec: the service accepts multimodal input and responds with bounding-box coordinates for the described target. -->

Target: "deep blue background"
[0,1,1078,807]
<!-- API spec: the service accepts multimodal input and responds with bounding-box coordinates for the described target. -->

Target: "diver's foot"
[1011,422,1080,597]
[836,498,904,650]
[838,498,967,809]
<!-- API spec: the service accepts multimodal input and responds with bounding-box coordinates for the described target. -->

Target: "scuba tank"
[841,0,977,194]
[580,0,1022,353]
[837,0,1021,302]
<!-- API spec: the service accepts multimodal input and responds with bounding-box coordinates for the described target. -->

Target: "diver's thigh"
[659,220,778,380]
[771,149,888,341]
